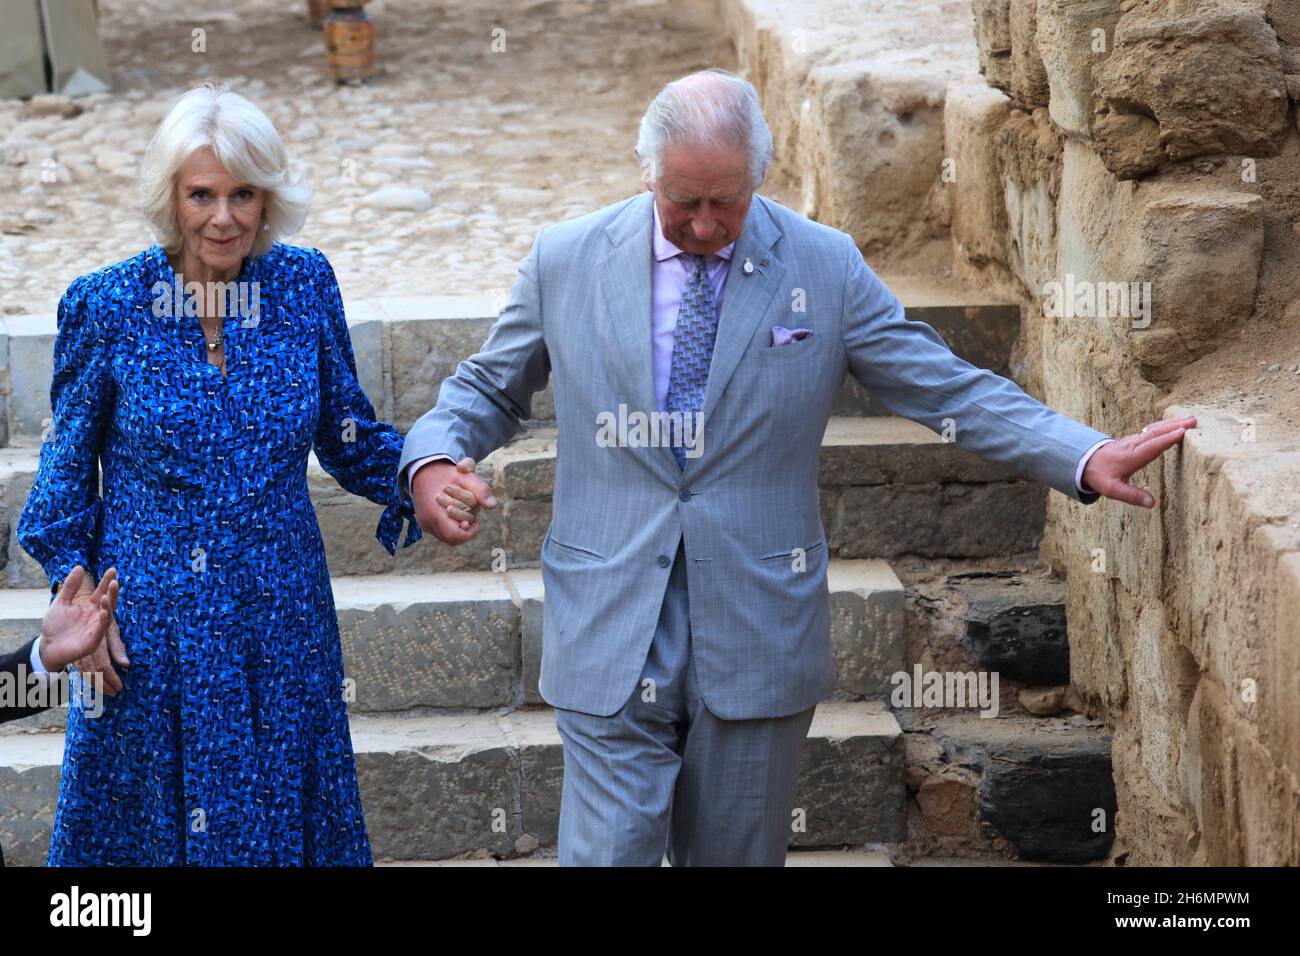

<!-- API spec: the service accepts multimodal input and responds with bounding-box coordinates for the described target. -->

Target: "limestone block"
[971,0,1014,92]
[1009,0,1052,111]
[1035,0,1124,140]
[1273,554,1300,798]
[1094,3,1288,179]
[995,108,1064,296]
[718,0,983,263]
[1162,404,1300,779]
[1268,0,1300,50]
[800,62,950,259]
[944,83,1013,268]
[1131,193,1263,380]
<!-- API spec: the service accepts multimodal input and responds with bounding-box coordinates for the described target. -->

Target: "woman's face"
[172,147,265,278]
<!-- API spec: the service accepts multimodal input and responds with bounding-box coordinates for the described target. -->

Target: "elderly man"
[400,69,1193,866]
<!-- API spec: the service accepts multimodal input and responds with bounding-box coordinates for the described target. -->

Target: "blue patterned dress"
[17,242,420,865]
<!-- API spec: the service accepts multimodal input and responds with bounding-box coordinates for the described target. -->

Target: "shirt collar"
[652,197,736,263]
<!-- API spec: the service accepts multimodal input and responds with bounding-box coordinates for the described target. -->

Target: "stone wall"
[715,0,986,270]
[722,0,1300,864]
[953,0,1300,866]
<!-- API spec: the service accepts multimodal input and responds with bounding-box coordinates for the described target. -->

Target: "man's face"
[650,141,754,257]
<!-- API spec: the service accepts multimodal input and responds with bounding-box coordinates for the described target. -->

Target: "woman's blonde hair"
[140,83,310,258]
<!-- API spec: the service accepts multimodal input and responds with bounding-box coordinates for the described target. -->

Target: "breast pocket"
[754,333,828,367]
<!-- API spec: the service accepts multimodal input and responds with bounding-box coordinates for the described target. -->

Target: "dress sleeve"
[311,250,422,555]
[17,275,115,587]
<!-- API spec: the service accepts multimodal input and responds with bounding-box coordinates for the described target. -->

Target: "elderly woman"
[17,84,437,865]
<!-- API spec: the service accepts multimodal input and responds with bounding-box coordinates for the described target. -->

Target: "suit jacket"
[1,637,45,724]
[398,192,1111,719]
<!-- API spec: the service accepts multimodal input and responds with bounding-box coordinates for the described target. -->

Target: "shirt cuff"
[30,636,47,675]
[404,454,456,494]
[1076,438,1115,495]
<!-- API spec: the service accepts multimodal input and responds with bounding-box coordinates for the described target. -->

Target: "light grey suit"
[399,191,1110,863]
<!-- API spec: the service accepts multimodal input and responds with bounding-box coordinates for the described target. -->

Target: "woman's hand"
[412,457,498,546]
[51,566,128,696]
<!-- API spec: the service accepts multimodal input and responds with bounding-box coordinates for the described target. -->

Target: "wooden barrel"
[324,3,373,82]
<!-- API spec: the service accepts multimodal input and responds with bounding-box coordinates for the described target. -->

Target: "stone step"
[379,848,895,866]
[948,571,1069,685]
[921,713,1117,864]
[0,700,905,865]
[0,559,905,722]
[0,417,1044,588]
[0,279,1020,445]
[462,416,1045,570]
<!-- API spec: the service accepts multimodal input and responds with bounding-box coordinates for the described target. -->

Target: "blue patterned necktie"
[664,253,719,469]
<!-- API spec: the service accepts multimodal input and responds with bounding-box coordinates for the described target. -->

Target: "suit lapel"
[598,193,657,417]
[598,193,683,476]
[698,198,785,431]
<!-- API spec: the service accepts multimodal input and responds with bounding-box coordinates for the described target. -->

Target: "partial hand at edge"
[43,565,125,693]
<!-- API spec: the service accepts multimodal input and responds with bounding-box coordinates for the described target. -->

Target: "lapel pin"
[743,257,755,275]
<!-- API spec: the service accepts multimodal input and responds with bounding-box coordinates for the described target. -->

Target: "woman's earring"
[261,208,269,231]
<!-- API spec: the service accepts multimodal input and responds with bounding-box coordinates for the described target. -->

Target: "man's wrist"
[406,454,456,494]
[1076,438,1114,495]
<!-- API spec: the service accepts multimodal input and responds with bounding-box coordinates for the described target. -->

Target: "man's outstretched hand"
[1082,415,1197,508]
[411,457,498,545]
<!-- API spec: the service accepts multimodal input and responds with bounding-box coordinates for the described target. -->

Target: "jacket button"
[657,554,671,568]
[679,489,691,502]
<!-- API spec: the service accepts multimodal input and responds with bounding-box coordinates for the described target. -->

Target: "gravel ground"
[1,0,737,314]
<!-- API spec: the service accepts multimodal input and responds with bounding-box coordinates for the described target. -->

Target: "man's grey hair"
[636,68,773,188]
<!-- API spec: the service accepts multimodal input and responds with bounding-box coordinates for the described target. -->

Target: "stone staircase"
[0,275,1115,866]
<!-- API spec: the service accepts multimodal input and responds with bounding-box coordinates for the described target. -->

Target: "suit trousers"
[554,538,816,866]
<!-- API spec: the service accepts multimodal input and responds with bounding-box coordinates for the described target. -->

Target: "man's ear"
[635,148,657,191]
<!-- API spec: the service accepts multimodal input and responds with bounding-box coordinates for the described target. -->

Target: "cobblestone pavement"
[1,0,738,314]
